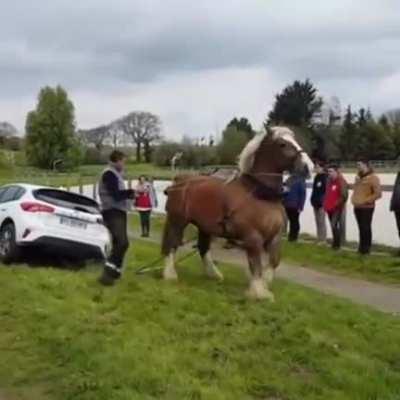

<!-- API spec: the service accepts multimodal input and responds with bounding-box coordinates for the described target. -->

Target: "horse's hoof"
[205,266,224,282]
[215,272,224,282]
[246,290,275,302]
[163,269,178,281]
[246,281,275,301]
[206,270,224,281]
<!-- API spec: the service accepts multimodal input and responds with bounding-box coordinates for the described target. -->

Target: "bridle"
[241,148,308,200]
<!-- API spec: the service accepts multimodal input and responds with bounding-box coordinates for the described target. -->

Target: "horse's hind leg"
[162,215,186,281]
[198,230,223,281]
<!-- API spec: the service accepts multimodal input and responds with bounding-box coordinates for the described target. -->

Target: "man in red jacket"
[323,164,349,250]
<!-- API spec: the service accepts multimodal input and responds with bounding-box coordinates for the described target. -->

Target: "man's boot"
[98,263,121,286]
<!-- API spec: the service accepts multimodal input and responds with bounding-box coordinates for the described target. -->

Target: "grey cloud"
[1,0,400,131]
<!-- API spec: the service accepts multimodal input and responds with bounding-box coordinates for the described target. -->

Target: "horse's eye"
[280,143,286,148]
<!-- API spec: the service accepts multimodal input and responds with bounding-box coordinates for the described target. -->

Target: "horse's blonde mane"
[238,126,298,173]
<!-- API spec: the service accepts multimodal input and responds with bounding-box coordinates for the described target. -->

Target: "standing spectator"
[146,177,158,211]
[310,161,328,244]
[323,164,349,250]
[351,160,382,255]
[135,176,152,237]
[390,171,400,250]
[98,151,135,286]
[283,172,307,242]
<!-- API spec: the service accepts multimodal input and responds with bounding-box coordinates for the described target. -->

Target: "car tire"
[0,222,21,264]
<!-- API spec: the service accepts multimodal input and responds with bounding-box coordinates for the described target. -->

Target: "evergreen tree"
[340,106,358,160]
[267,79,322,126]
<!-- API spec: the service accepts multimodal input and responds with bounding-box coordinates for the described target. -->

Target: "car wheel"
[0,223,21,264]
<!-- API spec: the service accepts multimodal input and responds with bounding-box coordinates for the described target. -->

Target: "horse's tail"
[164,175,191,196]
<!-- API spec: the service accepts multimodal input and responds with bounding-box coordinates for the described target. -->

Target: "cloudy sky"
[1,0,399,139]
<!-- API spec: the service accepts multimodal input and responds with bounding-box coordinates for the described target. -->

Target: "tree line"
[155,79,400,169]
[267,79,400,163]
[2,81,400,170]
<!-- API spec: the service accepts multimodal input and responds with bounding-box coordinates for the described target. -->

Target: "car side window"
[0,188,8,203]
[14,187,26,200]
[0,186,23,203]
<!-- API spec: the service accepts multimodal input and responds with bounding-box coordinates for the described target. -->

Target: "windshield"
[33,189,100,214]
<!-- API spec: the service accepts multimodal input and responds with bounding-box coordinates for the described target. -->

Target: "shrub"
[0,150,14,169]
[4,136,24,151]
[153,142,219,168]
[84,148,110,165]
[217,127,249,165]
[153,142,182,167]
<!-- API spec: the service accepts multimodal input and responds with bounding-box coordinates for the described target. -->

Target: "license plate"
[59,216,87,230]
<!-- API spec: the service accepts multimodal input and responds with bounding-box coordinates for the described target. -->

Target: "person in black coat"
[283,173,307,242]
[390,172,400,244]
[98,151,135,286]
[310,161,328,244]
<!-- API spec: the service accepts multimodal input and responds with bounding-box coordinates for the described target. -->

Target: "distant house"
[0,121,18,137]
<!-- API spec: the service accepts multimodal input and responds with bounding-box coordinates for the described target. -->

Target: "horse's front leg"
[264,233,282,287]
[245,245,275,301]
[163,249,178,280]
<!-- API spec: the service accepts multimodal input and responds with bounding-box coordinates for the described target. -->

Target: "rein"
[240,173,284,201]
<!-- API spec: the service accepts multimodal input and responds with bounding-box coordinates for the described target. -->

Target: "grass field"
[283,240,400,285]
[1,237,400,400]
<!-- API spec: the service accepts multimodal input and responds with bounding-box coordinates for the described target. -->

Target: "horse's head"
[238,126,314,178]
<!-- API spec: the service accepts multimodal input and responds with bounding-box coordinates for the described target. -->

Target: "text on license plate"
[59,217,87,229]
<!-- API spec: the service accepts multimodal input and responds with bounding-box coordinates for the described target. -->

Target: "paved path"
[134,233,400,314]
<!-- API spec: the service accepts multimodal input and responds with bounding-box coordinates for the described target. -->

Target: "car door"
[0,187,10,226]
[0,186,25,227]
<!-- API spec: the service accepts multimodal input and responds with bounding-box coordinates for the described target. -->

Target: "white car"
[0,183,110,264]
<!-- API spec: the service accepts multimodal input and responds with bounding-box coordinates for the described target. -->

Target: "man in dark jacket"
[283,173,307,242]
[310,161,328,244]
[98,150,135,286]
[390,172,400,245]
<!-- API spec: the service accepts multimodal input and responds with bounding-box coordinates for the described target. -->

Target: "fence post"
[92,182,97,200]
[78,177,83,195]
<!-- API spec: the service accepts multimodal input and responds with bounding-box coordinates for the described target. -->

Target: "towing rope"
[135,235,198,275]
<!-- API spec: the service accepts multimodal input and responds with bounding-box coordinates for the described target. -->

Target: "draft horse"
[161,126,314,300]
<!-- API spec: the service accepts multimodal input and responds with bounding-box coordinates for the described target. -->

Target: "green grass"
[1,238,400,400]
[283,240,400,285]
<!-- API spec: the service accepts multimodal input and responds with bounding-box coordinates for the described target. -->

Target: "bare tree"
[79,125,110,150]
[0,121,18,137]
[386,109,400,125]
[116,111,161,162]
[108,122,125,149]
